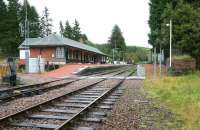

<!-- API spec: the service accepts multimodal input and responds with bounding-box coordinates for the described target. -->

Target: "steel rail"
[0,66,128,93]
[0,68,130,123]
[56,68,135,130]
[0,67,130,102]
[56,79,125,130]
[0,78,63,93]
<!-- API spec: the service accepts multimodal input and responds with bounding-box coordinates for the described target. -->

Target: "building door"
[65,47,69,63]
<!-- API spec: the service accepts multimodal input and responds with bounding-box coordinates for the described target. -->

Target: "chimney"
[79,37,85,44]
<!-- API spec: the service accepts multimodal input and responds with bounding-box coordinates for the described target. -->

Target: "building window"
[56,47,64,58]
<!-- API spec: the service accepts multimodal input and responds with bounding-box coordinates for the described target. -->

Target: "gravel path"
[101,80,182,130]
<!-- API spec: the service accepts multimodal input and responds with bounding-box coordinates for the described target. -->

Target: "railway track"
[78,65,128,76]
[0,66,131,103]
[0,68,133,130]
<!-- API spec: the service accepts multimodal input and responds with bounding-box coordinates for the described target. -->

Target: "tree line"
[87,25,148,63]
[0,0,128,62]
[69,24,147,64]
[83,25,127,62]
[59,20,88,43]
[149,0,200,67]
[0,0,54,56]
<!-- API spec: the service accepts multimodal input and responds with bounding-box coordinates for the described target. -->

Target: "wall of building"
[30,47,55,60]
[19,49,30,59]
[20,46,106,65]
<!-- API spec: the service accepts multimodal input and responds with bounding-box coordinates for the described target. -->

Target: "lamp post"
[112,40,117,64]
[166,19,172,67]
[112,48,114,64]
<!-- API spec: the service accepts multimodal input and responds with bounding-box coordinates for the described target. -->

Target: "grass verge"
[172,55,194,60]
[144,72,200,130]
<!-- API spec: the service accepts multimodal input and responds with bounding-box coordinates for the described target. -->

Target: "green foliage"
[0,0,42,56]
[172,55,193,60]
[59,21,64,36]
[61,20,89,44]
[148,0,170,47]
[72,19,81,41]
[6,0,21,56]
[145,73,200,129]
[108,25,126,61]
[89,42,149,63]
[125,46,149,63]
[20,1,41,38]
[61,19,83,42]
[28,6,41,37]
[63,20,73,39]
[149,0,200,68]
[0,0,8,55]
[108,25,126,51]
[93,43,111,55]
[40,7,52,37]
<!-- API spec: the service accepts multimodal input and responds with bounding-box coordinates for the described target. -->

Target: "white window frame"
[56,47,65,58]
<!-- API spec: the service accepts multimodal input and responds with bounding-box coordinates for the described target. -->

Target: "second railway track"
[0,67,134,130]
[0,66,131,103]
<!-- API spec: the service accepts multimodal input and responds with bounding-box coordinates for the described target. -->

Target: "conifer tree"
[109,25,126,51]
[108,25,126,60]
[59,21,64,37]
[72,19,81,41]
[6,0,21,56]
[40,7,52,37]
[148,0,200,67]
[63,20,73,39]
[20,0,41,38]
[0,0,8,55]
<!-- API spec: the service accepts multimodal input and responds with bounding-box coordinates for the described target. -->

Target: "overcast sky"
[22,0,151,48]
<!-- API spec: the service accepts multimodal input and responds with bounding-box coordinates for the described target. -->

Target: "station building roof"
[18,34,106,56]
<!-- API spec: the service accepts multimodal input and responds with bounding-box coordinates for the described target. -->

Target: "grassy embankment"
[145,72,200,129]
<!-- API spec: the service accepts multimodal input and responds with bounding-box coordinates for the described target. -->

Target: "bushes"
[45,64,60,71]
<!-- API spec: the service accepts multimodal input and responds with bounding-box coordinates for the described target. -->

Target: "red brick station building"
[19,34,107,65]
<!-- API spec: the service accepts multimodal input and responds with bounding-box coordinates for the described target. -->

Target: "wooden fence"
[0,65,9,78]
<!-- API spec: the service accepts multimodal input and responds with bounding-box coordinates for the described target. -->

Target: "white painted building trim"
[19,49,30,59]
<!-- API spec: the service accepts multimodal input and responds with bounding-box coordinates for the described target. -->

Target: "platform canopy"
[18,34,106,56]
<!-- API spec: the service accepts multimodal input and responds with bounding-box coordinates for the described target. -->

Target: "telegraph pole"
[24,0,29,73]
[153,47,157,79]
[159,47,162,76]
[112,49,114,64]
[114,40,116,63]
[169,19,172,67]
